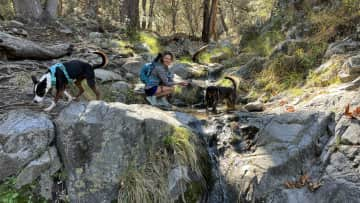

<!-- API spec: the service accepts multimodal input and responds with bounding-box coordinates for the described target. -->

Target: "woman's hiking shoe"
[145,96,158,105]
[158,97,172,108]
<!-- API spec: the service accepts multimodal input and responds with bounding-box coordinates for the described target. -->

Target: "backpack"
[140,62,155,84]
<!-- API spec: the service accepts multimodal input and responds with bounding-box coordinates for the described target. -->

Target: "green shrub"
[0,177,47,203]
[242,30,285,56]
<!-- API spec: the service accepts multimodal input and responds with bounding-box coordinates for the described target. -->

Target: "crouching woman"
[145,51,188,107]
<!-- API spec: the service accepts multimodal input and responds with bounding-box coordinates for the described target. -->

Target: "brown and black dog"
[32,51,108,111]
[205,76,237,113]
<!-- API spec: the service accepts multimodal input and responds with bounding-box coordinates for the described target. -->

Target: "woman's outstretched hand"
[178,81,189,86]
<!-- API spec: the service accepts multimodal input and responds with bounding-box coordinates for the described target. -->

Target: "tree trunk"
[58,0,63,16]
[119,0,126,24]
[129,0,140,29]
[120,0,139,30]
[141,0,147,29]
[147,0,156,29]
[13,0,43,20]
[218,5,228,35]
[87,0,98,18]
[209,0,218,41]
[183,1,195,35]
[201,0,211,42]
[0,32,73,60]
[44,0,59,19]
[171,0,178,33]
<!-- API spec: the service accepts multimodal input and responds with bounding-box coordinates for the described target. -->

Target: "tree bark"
[13,0,43,21]
[87,0,99,18]
[0,32,73,60]
[45,0,59,19]
[120,0,139,30]
[183,0,195,35]
[218,4,228,35]
[141,0,147,29]
[147,0,156,29]
[201,0,211,42]
[171,0,179,33]
[209,0,218,41]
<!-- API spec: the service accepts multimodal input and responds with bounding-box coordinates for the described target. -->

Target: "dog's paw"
[67,97,76,103]
[43,107,53,112]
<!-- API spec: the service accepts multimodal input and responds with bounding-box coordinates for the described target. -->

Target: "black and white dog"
[32,51,108,111]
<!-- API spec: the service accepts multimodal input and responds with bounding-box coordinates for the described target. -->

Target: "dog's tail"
[224,76,236,90]
[91,51,109,69]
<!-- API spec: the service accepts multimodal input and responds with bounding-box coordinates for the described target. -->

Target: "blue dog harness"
[49,63,73,86]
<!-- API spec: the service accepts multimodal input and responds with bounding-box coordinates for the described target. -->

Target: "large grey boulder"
[205,111,335,202]
[229,57,267,80]
[15,146,61,189]
[55,101,207,203]
[0,110,54,181]
[121,57,145,75]
[95,69,123,83]
[171,63,207,79]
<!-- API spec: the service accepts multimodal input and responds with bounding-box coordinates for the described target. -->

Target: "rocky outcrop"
[228,57,267,80]
[205,111,336,202]
[0,110,55,181]
[55,101,208,203]
[324,39,360,58]
[120,57,145,75]
[339,54,360,82]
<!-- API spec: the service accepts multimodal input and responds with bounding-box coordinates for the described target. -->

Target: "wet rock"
[0,110,54,181]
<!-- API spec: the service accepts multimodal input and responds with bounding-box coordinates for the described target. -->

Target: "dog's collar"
[49,63,73,86]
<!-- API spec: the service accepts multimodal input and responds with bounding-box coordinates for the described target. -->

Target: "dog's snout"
[33,100,38,103]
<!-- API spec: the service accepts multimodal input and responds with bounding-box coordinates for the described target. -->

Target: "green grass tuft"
[118,127,208,203]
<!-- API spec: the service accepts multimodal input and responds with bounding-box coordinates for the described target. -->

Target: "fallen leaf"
[285,105,295,112]
[299,174,309,185]
[279,100,288,106]
[284,181,296,189]
[308,181,322,192]
[345,104,354,118]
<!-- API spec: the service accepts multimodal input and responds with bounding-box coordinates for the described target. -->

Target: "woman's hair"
[153,51,174,63]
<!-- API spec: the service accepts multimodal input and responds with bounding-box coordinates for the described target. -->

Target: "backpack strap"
[48,63,73,86]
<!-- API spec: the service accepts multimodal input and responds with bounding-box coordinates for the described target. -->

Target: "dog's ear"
[31,75,38,84]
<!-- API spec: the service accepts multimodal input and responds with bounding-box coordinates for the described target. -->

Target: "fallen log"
[0,31,73,60]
